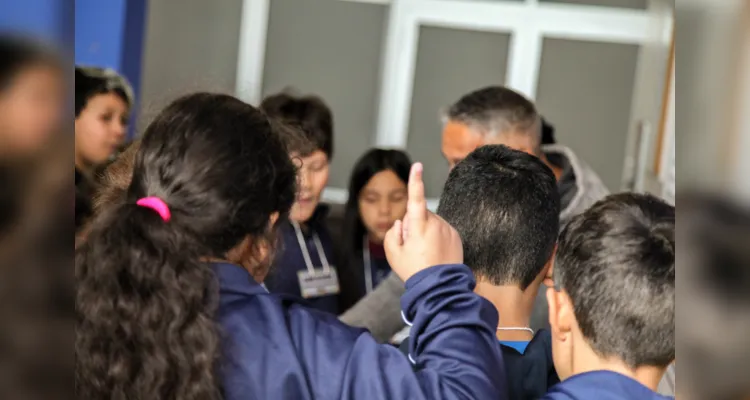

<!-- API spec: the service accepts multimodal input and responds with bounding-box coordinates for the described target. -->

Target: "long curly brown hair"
[75,93,297,399]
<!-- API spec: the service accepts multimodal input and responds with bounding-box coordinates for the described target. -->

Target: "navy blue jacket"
[500,330,559,400]
[215,262,507,400]
[265,206,339,314]
[542,371,674,400]
[400,329,557,399]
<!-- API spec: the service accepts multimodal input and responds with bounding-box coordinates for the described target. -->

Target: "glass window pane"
[535,38,640,191]
[139,0,243,128]
[262,0,387,190]
[407,26,511,198]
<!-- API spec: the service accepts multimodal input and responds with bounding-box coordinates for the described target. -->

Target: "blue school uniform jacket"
[542,370,675,400]
[500,330,560,400]
[400,329,558,399]
[215,262,507,400]
[265,206,340,314]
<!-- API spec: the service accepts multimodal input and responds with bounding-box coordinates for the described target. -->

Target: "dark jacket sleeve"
[221,264,507,400]
[335,264,507,399]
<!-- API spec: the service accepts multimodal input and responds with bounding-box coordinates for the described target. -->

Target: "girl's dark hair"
[75,66,134,117]
[0,35,60,92]
[75,93,297,399]
[339,149,411,310]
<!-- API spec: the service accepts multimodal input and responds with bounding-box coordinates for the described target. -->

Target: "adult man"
[340,86,608,339]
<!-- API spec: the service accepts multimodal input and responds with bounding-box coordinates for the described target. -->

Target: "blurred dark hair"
[74,66,133,117]
[260,90,333,158]
[0,132,74,400]
[678,193,750,400]
[0,35,61,93]
[554,193,675,369]
[437,145,559,289]
[340,149,411,309]
[75,93,297,399]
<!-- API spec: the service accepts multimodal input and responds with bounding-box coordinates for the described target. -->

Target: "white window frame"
[658,59,675,203]
[236,0,671,208]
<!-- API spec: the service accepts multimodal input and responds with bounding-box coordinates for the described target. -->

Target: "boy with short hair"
[260,91,343,314]
[544,193,675,399]
[401,144,561,399]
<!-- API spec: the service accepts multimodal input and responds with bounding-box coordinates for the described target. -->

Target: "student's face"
[441,120,538,169]
[358,169,408,243]
[290,150,330,223]
[546,286,579,381]
[0,65,64,155]
[75,92,129,166]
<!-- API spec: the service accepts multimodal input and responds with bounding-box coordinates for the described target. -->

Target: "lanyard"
[363,236,373,294]
[291,221,330,274]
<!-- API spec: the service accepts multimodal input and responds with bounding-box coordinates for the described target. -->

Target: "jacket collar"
[213,262,267,297]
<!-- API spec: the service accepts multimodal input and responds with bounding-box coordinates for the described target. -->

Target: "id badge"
[297,267,340,299]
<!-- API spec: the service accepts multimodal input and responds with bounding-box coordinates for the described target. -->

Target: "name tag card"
[297,267,340,299]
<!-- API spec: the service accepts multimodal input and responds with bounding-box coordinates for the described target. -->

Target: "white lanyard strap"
[363,236,373,294]
[291,221,330,273]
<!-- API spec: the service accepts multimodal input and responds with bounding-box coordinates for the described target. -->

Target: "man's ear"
[547,286,573,339]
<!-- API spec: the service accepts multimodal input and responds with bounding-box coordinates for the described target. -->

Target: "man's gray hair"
[443,86,542,144]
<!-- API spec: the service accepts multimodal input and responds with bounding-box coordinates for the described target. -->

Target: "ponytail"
[76,201,221,400]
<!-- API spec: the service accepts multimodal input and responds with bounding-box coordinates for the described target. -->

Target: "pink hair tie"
[136,196,171,222]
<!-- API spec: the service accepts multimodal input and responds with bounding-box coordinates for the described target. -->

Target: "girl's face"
[75,92,129,167]
[358,169,407,244]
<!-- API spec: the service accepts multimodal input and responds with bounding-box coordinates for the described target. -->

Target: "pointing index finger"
[406,162,427,236]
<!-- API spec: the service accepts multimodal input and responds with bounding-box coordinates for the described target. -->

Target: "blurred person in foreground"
[543,193,674,400]
[0,35,65,159]
[0,133,73,400]
[678,194,750,400]
[341,86,608,340]
[74,66,133,230]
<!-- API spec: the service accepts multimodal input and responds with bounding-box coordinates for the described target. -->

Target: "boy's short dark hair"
[554,193,675,369]
[437,145,560,288]
[260,91,333,158]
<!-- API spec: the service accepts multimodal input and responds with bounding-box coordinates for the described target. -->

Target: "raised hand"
[384,163,463,281]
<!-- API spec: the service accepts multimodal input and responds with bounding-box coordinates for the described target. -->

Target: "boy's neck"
[474,281,536,341]
[573,352,668,392]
